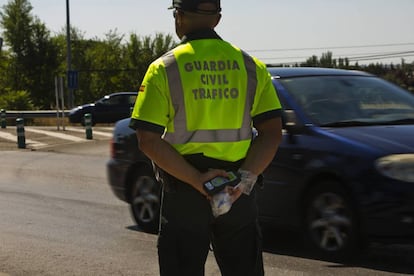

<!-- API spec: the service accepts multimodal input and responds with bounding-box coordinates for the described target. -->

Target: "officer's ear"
[198,13,221,29]
[211,13,221,28]
[174,9,183,25]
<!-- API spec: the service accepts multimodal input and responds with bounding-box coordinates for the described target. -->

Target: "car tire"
[129,166,161,234]
[304,180,362,260]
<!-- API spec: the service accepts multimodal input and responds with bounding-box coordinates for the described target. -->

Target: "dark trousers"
[157,176,264,276]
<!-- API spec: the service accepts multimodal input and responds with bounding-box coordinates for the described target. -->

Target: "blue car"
[106,67,414,259]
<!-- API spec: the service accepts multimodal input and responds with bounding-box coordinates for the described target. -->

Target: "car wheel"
[129,167,160,234]
[304,181,361,260]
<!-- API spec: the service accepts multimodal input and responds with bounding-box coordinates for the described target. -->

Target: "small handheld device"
[203,171,241,195]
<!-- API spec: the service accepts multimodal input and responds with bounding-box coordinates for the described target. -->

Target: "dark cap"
[169,0,221,14]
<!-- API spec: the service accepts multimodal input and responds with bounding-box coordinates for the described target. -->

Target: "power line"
[347,52,414,62]
[262,51,414,65]
[247,42,414,53]
[259,50,414,61]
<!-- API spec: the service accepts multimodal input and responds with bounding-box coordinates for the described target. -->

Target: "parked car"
[106,67,414,259]
[68,92,137,125]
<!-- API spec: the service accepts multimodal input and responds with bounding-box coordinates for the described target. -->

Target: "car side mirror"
[283,109,300,133]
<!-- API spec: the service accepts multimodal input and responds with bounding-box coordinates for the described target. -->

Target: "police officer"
[129,0,283,275]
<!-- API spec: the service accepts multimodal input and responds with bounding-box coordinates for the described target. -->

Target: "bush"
[0,90,35,110]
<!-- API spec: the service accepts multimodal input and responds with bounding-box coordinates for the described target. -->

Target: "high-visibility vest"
[131,39,281,162]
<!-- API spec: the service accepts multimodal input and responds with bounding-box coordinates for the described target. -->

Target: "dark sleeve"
[252,109,282,127]
[129,118,165,134]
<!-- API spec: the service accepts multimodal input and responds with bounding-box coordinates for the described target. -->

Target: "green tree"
[126,32,176,89]
[0,0,33,91]
[1,0,177,108]
[0,46,12,96]
[320,51,334,68]
[337,57,350,69]
[302,55,319,67]
[0,0,59,109]
[52,28,176,106]
[26,18,60,108]
[87,30,127,98]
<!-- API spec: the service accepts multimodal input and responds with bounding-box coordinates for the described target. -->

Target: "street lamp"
[66,0,74,108]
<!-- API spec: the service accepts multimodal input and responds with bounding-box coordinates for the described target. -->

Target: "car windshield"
[279,75,414,127]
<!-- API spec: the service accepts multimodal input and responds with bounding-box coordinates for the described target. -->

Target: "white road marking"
[65,127,113,138]
[95,127,114,131]
[0,131,47,147]
[25,127,85,142]
[1,126,113,149]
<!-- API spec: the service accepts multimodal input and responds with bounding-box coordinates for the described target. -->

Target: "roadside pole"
[55,77,61,130]
[16,118,26,149]
[84,113,93,140]
[1,109,6,128]
[60,76,66,131]
[55,76,66,131]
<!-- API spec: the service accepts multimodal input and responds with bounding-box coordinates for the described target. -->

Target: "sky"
[1,0,414,65]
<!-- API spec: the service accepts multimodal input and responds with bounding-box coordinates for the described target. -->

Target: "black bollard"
[1,109,6,128]
[84,113,93,140]
[16,118,26,148]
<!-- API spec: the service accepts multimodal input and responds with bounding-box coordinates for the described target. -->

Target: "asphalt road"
[1,126,414,275]
[0,125,113,153]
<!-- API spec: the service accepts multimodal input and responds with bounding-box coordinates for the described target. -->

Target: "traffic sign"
[67,70,79,89]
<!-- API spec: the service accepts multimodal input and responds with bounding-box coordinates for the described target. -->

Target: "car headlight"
[375,154,414,183]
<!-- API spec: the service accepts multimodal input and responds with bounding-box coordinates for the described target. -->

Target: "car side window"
[128,95,137,104]
[104,95,124,105]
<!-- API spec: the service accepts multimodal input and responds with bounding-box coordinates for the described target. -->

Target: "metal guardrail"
[4,110,70,119]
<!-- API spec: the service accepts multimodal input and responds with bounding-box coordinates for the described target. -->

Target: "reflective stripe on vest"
[161,50,257,144]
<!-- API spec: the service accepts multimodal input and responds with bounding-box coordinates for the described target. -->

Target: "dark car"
[106,67,414,259]
[107,117,161,233]
[68,92,137,125]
